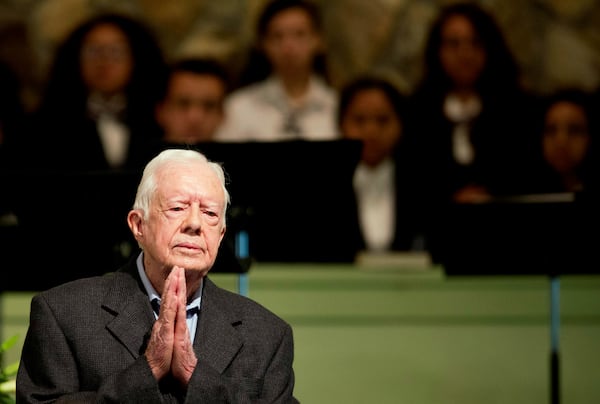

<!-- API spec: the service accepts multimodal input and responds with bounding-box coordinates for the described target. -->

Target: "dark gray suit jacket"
[16,259,298,403]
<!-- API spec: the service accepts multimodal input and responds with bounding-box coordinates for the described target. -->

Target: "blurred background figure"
[132,57,231,167]
[405,1,538,204]
[403,2,539,262]
[215,0,339,141]
[529,88,597,195]
[338,74,422,253]
[27,13,167,172]
[155,57,230,144]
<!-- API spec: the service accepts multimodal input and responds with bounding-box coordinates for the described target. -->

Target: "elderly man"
[17,148,298,403]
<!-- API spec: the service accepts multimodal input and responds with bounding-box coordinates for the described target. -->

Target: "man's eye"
[171,206,185,212]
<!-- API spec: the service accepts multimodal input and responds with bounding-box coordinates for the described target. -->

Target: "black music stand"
[437,191,599,404]
[146,139,363,264]
[0,168,250,292]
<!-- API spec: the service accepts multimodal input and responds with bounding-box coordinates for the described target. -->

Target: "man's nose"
[184,205,203,233]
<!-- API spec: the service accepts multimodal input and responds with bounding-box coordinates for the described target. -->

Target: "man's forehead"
[156,163,225,199]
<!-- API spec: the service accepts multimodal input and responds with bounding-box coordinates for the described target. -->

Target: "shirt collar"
[136,251,203,311]
[354,158,395,190]
[262,75,330,112]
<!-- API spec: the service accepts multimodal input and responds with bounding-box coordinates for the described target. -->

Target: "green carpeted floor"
[2,262,600,403]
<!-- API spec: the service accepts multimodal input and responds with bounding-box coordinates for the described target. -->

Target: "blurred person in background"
[215,0,339,141]
[403,2,539,261]
[405,1,538,204]
[27,13,167,172]
[529,88,597,195]
[155,57,230,145]
[132,57,231,167]
[338,74,422,253]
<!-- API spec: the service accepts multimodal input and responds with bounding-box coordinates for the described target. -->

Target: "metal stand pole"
[236,231,250,297]
[550,276,560,404]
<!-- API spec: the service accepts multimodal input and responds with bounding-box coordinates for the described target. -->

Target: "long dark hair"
[416,2,520,101]
[36,13,166,126]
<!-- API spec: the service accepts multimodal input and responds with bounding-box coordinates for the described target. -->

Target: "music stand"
[436,191,599,404]
[1,168,250,292]
[148,139,364,264]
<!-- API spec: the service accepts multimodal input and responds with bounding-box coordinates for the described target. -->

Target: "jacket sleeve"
[258,322,298,404]
[16,294,166,404]
[184,322,299,404]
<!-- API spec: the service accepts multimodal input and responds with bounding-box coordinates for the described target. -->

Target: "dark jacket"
[17,259,298,403]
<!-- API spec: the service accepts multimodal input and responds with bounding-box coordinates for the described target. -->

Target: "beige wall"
[1,0,599,110]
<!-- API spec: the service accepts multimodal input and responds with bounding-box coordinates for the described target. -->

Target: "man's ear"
[127,210,144,241]
[219,225,226,244]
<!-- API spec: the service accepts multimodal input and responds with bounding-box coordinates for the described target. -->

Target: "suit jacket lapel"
[96,262,244,369]
[102,260,155,359]
[195,278,243,374]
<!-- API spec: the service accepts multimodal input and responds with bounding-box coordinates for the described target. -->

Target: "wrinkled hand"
[145,266,198,387]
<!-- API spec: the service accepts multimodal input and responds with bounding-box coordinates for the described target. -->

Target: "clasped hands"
[145,266,197,387]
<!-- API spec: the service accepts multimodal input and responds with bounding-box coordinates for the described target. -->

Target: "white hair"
[132,148,230,223]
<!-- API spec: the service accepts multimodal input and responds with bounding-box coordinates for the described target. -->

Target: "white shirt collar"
[135,252,202,311]
[261,75,331,112]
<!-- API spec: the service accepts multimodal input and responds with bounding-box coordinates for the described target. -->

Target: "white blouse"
[353,158,396,252]
[215,76,339,142]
